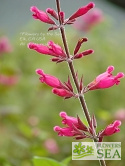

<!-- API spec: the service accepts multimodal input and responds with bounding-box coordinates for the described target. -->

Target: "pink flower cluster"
[36,69,75,99]
[28,41,66,63]
[28,38,94,63]
[30,2,95,30]
[54,112,121,141]
[29,40,93,63]
[54,112,89,139]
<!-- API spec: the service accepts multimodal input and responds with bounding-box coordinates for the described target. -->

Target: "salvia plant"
[28,1,124,166]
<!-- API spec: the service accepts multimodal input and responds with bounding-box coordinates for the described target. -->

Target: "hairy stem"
[55,0,106,166]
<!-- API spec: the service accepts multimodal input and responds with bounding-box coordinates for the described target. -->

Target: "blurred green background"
[0,0,125,166]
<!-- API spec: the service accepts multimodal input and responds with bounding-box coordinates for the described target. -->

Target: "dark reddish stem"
[55,0,106,166]
[56,0,91,126]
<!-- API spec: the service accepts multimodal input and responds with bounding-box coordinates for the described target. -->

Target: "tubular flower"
[102,120,121,136]
[98,120,121,142]
[67,2,95,22]
[59,112,78,127]
[54,112,92,139]
[30,6,56,24]
[87,66,124,90]
[54,126,74,136]
[52,88,74,99]
[48,41,66,57]
[36,69,62,88]
[28,41,66,62]
[36,69,75,98]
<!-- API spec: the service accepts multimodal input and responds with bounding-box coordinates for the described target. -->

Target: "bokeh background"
[0,0,125,166]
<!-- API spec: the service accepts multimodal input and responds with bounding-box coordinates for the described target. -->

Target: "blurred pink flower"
[73,8,104,32]
[32,127,41,137]
[115,109,125,121]
[0,37,12,55]
[0,74,18,86]
[44,138,59,154]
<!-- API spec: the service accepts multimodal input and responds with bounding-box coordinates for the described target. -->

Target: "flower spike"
[52,88,74,99]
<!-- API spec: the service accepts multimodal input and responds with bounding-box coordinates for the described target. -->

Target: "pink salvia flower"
[46,8,58,20]
[100,120,121,137]
[48,41,66,57]
[54,126,74,136]
[30,6,55,24]
[36,69,62,88]
[52,88,74,98]
[54,112,90,139]
[0,37,12,55]
[87,66,124,90]
[68,2,95,21]
[28,43,53,55]
[28,41,66,58]
[54,112,79,137]
[59,111,78,127]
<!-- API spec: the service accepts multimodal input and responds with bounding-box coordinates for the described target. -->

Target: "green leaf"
[33,156,65,166]
[61,156,72,165]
